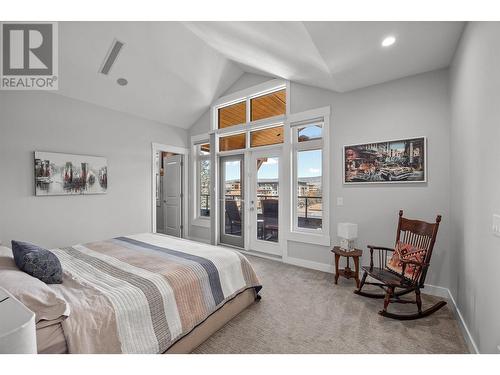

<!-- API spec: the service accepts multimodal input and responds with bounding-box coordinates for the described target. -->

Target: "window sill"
[287,231,331,247]
[192,218,210,228]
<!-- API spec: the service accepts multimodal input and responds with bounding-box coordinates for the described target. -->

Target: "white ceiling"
[56,21,465,128]
[57,22,243,128]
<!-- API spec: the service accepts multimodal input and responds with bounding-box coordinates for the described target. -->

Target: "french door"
[219,155,244,248]
[249,149,282,256]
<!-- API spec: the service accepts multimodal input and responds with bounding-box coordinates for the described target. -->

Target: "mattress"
[37,323,67,354]
[46,233,261,354]
[37,288,257,354]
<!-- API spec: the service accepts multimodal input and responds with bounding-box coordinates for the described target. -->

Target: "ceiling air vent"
[100,39,124,75]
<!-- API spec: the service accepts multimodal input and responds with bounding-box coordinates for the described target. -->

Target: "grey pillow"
[11,241,63,284]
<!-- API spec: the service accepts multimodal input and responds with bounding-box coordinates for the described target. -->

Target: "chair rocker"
[354,210,446,320]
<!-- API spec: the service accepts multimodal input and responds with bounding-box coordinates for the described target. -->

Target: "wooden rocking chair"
[354,210,446,320]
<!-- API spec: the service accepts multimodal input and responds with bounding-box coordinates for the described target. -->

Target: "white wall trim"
[187,236,211,244]
[434,286,480,354]
[284,256,334,274]
[385,280,479,354]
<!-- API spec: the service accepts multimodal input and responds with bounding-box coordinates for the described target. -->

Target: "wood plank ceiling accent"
[219,133,246,151]
[218,89,286,151]
[250,126,284,147]
[218,101,246,129]
[251,89,286,121]
[200,143,210,153]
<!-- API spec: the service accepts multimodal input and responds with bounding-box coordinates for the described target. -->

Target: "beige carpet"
[193,255,469,354]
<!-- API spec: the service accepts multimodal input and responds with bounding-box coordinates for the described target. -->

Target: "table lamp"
[0,287,37,354]
[337,223,358,251]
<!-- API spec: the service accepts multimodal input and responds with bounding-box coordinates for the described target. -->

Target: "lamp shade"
[337,223,358,240]
[0,287,37,354]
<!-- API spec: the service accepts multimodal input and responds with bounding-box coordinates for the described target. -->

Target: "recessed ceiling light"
[117,78,128,86]
[381,35,396,47]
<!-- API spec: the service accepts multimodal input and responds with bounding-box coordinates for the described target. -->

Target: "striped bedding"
[50,233,261,354]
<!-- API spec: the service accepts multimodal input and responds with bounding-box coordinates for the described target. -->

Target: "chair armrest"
[367,245,394,270]
[367,245,394,252]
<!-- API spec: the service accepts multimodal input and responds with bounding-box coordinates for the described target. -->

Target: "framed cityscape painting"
[343,137,426,184]
[34,151,108,196]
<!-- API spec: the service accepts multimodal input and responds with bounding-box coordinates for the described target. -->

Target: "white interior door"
[163,154,183,237]
[249,149,282,256]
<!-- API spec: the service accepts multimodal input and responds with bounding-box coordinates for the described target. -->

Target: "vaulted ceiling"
[56,22,465,129]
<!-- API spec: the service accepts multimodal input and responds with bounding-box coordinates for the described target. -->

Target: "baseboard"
[422,283,478,354]
[284,256,334,273]
[441,287,480,354]
[422,283,450,299]
[187,236,211,244]
[239,249,282,262]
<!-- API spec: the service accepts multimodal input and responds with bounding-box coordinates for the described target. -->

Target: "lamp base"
[340,238,355,252]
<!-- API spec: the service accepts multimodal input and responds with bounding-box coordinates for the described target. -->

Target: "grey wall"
[292,69,452,291]
[450,22,500,354]
[0,92,187,249]
[188,70,452,290]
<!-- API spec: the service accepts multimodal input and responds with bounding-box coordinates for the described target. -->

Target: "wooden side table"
[331,246,363,288]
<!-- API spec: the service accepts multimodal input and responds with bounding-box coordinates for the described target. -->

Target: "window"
[250,125,284,148]
[195,142,210,220]
[199,159,210,217]
[199,142,210,155]
[251,89,286,122]
[297,124,322,142]
[291,114,328,237]
[218,101,246,129]
[296,149,322,230]
[215,84,286,131]
[219,133,246,152]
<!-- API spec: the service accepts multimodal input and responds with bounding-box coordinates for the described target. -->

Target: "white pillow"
[0,261,69,323]
[0,246,13,258]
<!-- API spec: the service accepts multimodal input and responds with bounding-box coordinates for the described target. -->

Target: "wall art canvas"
[34,151,108,196]
[343,137,426,184]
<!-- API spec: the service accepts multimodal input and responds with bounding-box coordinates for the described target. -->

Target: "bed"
[1,233,261,354]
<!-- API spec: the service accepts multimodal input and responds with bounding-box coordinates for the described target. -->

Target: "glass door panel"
[249,150,281,256]
[219,155,244,248]
[256,157,279,243]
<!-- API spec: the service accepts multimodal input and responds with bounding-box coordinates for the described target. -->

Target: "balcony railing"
[297,195,322,219]
[200,194,210,217]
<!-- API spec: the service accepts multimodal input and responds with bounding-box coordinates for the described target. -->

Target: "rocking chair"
[354,210,446,320]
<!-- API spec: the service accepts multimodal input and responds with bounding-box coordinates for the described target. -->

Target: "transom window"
[218,101,246,129]
[297,124,322,142]
[251,89,286,122]
[250,125,284,148]
[219,133,246,152]
[216,87,286,130]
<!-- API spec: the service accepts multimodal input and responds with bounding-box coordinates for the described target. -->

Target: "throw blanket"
[50,233,261,353]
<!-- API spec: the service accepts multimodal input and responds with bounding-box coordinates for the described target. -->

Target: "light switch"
[493,214,500,237]
[337,197,344,206]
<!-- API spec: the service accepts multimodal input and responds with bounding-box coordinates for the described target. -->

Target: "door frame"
[248,148,284,257]
[151,142,189,238]
[219,154,245,248]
